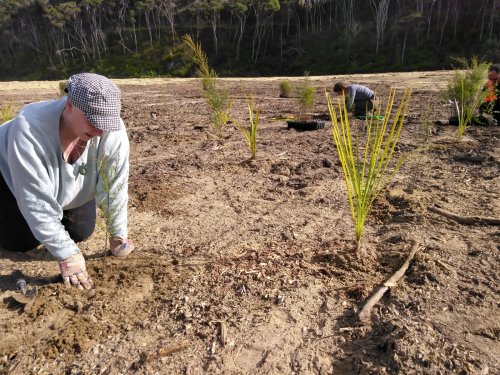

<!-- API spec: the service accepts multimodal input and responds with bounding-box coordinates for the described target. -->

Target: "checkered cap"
[67,73,122,132]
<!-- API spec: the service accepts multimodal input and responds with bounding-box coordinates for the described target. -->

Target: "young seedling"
[96,153,126,257]
[0,101,16,123]
[183,34,231,138]
[297,74,315,120]
[443,56,490,140]
[326,88,412,249]
[232,95,260,160]
[279,80,292,98]
[58,80,68,97]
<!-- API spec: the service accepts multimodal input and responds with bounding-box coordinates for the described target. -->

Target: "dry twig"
[359,241,420,323]
[428,206,500,225]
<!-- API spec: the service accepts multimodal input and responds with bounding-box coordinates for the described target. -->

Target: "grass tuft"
[232,94,259,160]
[0,101,16,123]
[326,88,412,248]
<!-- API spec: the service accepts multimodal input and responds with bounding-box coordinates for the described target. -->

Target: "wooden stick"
[358,242,420,323]
[428,206,500,226]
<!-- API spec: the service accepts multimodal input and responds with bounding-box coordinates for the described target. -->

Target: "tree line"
[0,0,499,80]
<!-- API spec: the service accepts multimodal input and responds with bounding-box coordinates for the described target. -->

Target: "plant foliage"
[233,94,259,160]
[0,101,16,123]
[326,88,412,247]
[443,56,490,140]
[183,34,231,136]
[298,74,315,119]
[97,153,126,254]
[279,80,292,97]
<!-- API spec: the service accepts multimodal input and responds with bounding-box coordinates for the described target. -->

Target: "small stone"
[75,301,83,314]
[86,290,96,298]
[322,159,333,168]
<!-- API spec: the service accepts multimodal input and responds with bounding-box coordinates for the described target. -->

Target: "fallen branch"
[428,206,500,226]
[358,241,420,323]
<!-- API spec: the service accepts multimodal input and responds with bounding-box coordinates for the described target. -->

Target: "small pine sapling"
[297,74,315,120]
[96,153,127,257]
[58,80,68,97]
[279,80,292,98]
[442,56,490,140]
[183,34,232,138]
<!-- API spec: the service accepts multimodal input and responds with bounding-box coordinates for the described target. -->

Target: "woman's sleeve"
[346,86,356,110]
[8,120,80,260]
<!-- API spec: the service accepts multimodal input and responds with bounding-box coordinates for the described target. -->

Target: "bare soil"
[1,71,499,375]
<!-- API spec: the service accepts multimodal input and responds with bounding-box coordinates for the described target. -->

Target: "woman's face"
[64,101,104,140]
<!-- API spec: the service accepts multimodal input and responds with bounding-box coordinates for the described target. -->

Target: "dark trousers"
[0,172,96,252]
[353,97,380,117]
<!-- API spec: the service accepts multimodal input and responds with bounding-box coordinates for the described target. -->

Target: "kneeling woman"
[0,73,134,290]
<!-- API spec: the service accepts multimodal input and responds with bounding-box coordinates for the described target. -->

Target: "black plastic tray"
[287,120,326,131]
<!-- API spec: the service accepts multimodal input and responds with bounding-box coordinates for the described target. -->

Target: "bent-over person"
[0,73,134,290]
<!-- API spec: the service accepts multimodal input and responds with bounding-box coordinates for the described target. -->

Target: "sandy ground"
[0,71,499,375]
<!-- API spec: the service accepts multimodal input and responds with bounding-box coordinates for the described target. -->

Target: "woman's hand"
[58,252,93,290]
[110,238,134,258]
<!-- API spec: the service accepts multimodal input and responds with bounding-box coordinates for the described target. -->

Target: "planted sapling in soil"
[279,80,292,98]
[326,88,412,250]
[183,34,231,138]
[442,56,490,140]
[287,74,324,131]
[232,94,259,160]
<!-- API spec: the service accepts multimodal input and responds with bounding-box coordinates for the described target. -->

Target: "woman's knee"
[62,199,97,243]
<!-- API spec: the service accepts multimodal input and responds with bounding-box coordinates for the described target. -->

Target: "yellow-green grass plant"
[443,57,489,141]
[232,95,259,160]
[183,34,231,137]
[326,88,412,249]
[0,101,16,123]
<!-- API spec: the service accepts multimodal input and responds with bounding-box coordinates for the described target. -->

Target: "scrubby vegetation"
[442,57,490,140]
[0,1,498,80]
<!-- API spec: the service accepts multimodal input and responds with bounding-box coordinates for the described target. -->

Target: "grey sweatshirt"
[346,84,375,110]
[0,97,130,260]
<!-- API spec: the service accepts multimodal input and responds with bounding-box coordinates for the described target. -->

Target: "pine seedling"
[326,88,412,249]
[232,94,260,160]
[298,74,315,120]
[58,80,68,97]
[443,56,490,140]
[279,80,292,98]
[0,101,16,123]
[183,34,231,137]
[96,153,126,256]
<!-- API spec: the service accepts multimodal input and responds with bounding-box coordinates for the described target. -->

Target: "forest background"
[0,0,499,80]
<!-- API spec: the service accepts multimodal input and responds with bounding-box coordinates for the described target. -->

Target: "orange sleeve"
[485,80,497,102]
